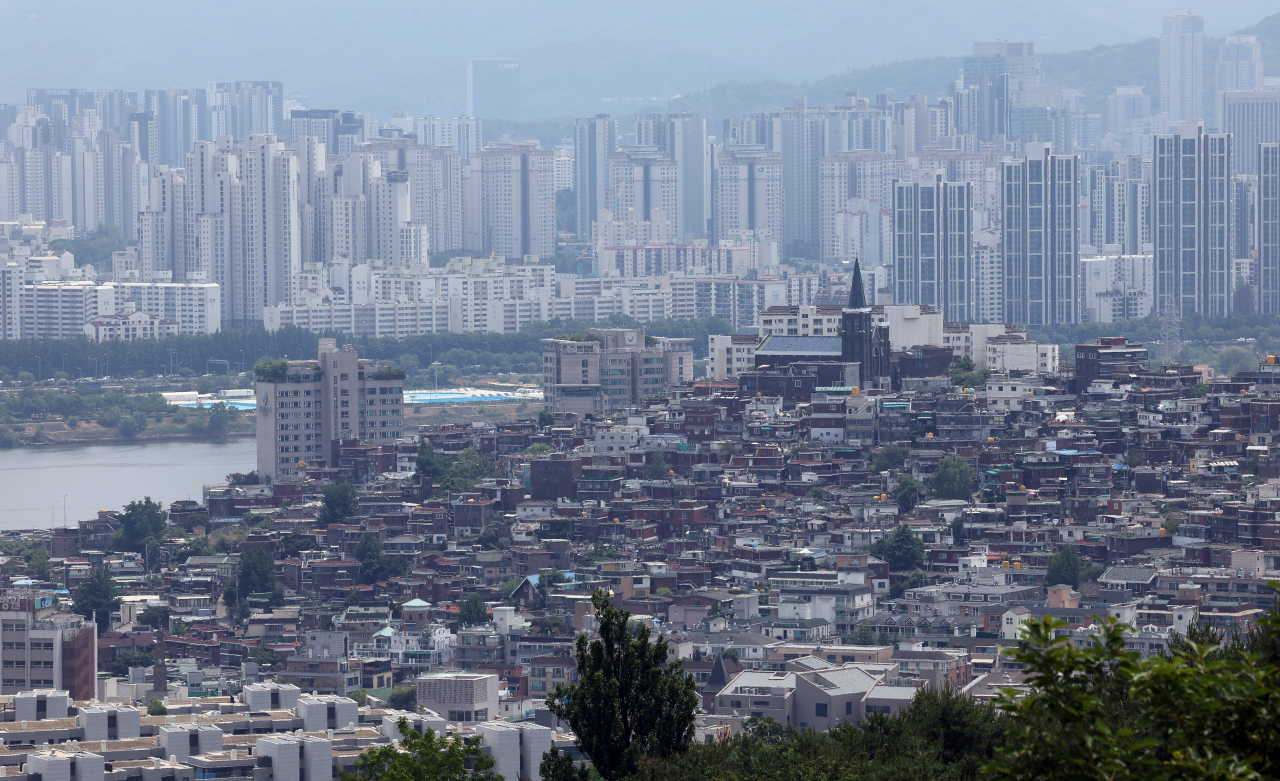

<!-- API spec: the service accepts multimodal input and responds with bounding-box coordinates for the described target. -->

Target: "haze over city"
[0,4,1279,781]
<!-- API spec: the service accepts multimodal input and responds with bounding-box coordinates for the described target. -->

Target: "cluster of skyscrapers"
[1,9,1278,337]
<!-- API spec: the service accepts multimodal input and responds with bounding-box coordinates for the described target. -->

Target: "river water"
[0,438,256,531]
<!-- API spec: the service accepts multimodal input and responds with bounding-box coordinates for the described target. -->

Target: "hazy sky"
[2,1,1274,119]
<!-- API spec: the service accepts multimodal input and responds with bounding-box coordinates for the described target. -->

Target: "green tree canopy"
[251,645,281,667]
[869,524,926,571]
[342,717,500,781]
[75,566,121,635]
[871,444,911,473]
[436,447,499,495]
[988,612,1280,781]
[457,593,489,626]
[538,410,556,429]
[353,532,407,584]
[544,589,699,781]
[387,685,418,712]
[110,648,154,676]
[253,359,290,382]
[928,455,976,500]
[318,482,360,524]
[644,453,671,480]
[113,497,167,560]
[238,549,276,595]
[1046,545,1083,588]
[890,476,923,514]
[138,605,170,629]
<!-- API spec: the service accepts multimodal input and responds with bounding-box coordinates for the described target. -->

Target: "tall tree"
[318,482,360,524]
[76,566,121,634]
[113,497,167,561]
[1046,545,1083,588]
[871,444,910,473]
[544,589,699,781]
[457,593,489,626]
[869,524,926,571]
[354,532,406,584]
[890,476,923,514]
[340,717,501,781]
[929,455,977,500]
[238,549,276,595]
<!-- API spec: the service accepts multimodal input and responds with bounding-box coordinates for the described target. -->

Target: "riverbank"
[5,416,255,447]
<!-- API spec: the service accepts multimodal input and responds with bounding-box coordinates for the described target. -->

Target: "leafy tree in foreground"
[544,589,699,781]
[340,717,500,781]
[988,612,1280,781]
[628,686,1005,781]
[869,524,925,571]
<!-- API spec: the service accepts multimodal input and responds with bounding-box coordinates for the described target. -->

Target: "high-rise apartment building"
[209,81,286,139]
[574,114,617,239]
[1259,144,1280,315]
[1160,9,1204,123]
[480,142,555,259]
[962,42,1040,141]
[1220,91,1280,176]
[1152,123,1232,317]
[892,171,973,322]
[1217,36,1265,94]
[712,145,783,244]
[608,147,678,227]
[467,60,521,121]
[1001,143,1079,325]
[232,134,301,326]
[634,112,710,240]
[414,116,483,158]
[1107,87,1152,136]
[818,150,893,262]
[255,338,405,479]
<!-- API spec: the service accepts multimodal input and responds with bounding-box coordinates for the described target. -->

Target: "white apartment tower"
[574,114,617,239]
[480,142,555,259]
[634,111,710,240]
[1160,9,1205,123]
[608,147,679,230]
[713,145,783,244]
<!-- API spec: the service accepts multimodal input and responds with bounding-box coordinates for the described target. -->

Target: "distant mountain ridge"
[650,11,1280,129]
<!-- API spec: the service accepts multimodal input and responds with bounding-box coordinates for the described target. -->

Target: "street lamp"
[432,361,441,392]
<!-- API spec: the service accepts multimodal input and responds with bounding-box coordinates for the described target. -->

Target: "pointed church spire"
[848,259,867,308]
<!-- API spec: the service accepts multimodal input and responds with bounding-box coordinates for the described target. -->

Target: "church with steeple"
[840,259,891,383]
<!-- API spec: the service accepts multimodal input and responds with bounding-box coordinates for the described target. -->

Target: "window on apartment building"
[815,703,827,717]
